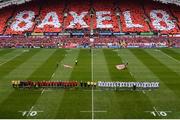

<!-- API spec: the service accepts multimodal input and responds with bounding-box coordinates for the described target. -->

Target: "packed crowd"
[0,36,58,48]
[0,36,179,48]
[119,0,150,33]
[144,0,179,34]
[34,0,64,33]
[5,1,39,35]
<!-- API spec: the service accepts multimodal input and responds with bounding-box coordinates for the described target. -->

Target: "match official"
[75,59,78,65]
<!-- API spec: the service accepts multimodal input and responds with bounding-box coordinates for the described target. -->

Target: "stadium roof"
[154,0,180,6]
[0,0,32,9]
[0,0,179,9]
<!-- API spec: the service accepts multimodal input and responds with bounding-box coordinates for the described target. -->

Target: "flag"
[64,64,73,68]
[116,64,126,70]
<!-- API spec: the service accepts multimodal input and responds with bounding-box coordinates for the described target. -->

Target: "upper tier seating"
[92,0,120,32]
[5,1,39,34]
[0,6,14,34]
[0,0,179,34]
[143,0,179,34]
[34,0,65,33]
[119,0,150,32]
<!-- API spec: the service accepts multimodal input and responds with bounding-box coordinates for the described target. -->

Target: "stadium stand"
[0,6,14,34]
[92,0,119,32]
[0,0,179,34]
[143,0,179,34]
[1,36,179,48]
[34,0,65,33]
[0,0,179,48]
[5,1,39,34]
[64,0,90,31]
[170,4,180,29]
[119,0,150,32]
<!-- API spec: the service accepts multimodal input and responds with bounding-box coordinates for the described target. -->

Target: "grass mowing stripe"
[53,49,79,80]
[171,48,180,55]
[103,49,154,119]
[0,49,26,66]
[0,49,66,119]
[0,49,40,80]
[93,49,123,119]
[93,49,111,81]
[160,48,180,61]
[68,49,91,81]
[0,49,57,106]
[146,49,180,75]
[0,49,42,119]
[130,49,180,97]
[31,49,80,119]
[0,49,14,57]
[103,49,133,81]
[55,49,91,119]
[118,49,179,119]
[27,49,66,81]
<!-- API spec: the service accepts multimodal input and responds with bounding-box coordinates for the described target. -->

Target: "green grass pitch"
[0,48,179,119]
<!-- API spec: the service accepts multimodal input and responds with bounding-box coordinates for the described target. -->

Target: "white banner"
[10,10,35,31]
[37,12,61,28]
[96,11,113,29]
[123,11,143,28]
[67,11,89,29]
[150,10,175,31]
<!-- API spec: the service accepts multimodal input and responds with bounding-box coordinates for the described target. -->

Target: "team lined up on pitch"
[11,80,96,88]
[11,80,159,90]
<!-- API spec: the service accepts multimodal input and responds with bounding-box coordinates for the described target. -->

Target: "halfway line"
[91,48,94,119]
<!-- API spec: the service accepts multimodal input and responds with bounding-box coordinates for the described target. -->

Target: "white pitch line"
[142,90,146,94]
[158,50,180,64]
[27,106,34,117]
[0,62,5,66]
[0,52,23,66]
[51,73,55,78]
[153,106,160,116]
[129,72,133,76]
[80,111,107,113]
[41,89,45,95]
[29,106,34,112]
[81,49,106,119]
[91,48,94,119]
